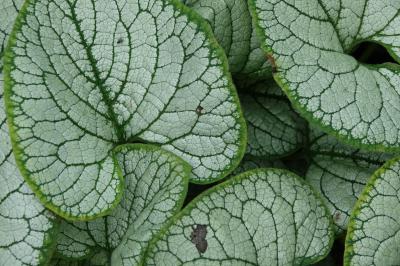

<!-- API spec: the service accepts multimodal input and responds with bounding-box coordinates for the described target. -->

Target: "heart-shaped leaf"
[0,73,59,265]
[249,0,400,152]
[54,144,190,265]
[241,80,306,158]
[4,0,246,220]
[182,0,271,80]
[305,128,392,234]
[344,158,400,266]
[145,168,334,265]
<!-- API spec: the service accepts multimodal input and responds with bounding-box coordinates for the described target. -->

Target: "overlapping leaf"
[50,259,80,266]
[4,0,246,220]
[344,158,400,266]
[241,80,306,158]
[1,2,60,265]
[145,168,334,266]
[54,144,190,266]
[230,154,285,176]
[249,0,400,151]
[0,73,59,265]
[0,0,23,70]
[182,0,271,80]
[51,251,107,266]
[80,250,109,266]
[305,129,392,234]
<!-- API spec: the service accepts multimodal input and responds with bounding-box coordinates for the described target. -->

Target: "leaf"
[82,250,109,266]
[344,157,400,266]
[54,144,190,266]
[145,168,334,265]
[241,80,306,158]
[50,259,80,266]
[51,250,108,266]
[182,0,271,80]
[1,4,59,265]
[305,128,392,234]
[52,249,110,266]
[0,73,59,265]
[0,0,23,71]
[229,154,285,176]
[4,0,246,220]
[249,0,400,152]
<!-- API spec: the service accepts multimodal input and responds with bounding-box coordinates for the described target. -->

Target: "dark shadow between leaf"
[351,42,396,65]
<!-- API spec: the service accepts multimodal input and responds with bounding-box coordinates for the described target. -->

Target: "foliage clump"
[0,0,399,265]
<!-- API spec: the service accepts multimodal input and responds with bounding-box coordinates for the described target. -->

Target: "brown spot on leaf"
[117,38,124,44]
[191,224,208,254]
[267,54,277,73]
[196,105,204,115]
[333,211,342,222]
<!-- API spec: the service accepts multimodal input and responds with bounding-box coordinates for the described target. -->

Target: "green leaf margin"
[10,215,60,266]
[343,156,400,266]
[144,168,335,265]
[1,9,60,262]
[53,143,191,263]
[111,143,191,265]
[247,0,400,154]
[3,0,247,221]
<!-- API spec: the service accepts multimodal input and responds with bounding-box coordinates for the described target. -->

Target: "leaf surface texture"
[4,0,246,219]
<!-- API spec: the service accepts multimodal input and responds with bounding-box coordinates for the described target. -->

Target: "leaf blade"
[4,0,246,219]
[249,0,400,152]
[55,144,190,266]
[1,3,60,263]
[145,168,334,266]
[344,157,400,266]
[305,129,392,234]
[0,73,59,265]
[241,81,306,158]
[182,0,271,80]
[0,0,24,71]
